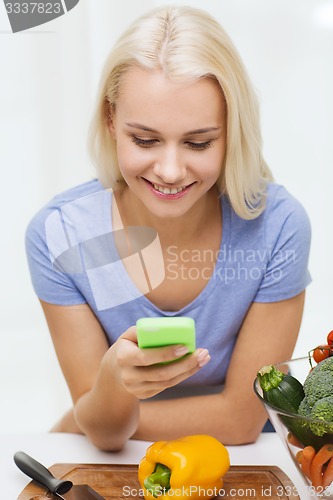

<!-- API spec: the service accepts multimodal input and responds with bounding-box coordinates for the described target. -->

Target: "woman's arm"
[39,300,139,450]
[133,291,306,444]
[39,300,210,451]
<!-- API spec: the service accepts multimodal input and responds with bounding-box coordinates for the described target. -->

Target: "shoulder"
[25,179,109,252]
[43,178,106,212]
[224,183,311,241]
[252,184,312,302]
[223,183,311,255]
[24,180,106,304]
[264,183,310,226]
[26,179,105,232]
[262,183,311,250]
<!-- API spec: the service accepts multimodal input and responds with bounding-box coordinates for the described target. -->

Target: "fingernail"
[199,354,211,368]
[197,348,209,361]
[174,346,189,357]
[197,349,210,367]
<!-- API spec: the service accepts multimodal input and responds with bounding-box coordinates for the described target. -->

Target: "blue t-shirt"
[25,179,311,391]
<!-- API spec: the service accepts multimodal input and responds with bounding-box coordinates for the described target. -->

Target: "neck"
[114,186,221,245]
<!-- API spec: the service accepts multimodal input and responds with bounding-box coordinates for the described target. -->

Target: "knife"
[14,451,105,499]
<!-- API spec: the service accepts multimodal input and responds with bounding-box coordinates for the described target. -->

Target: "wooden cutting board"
[17,463,300,499]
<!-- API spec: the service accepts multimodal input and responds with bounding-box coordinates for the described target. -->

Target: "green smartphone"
[136,316,196,352]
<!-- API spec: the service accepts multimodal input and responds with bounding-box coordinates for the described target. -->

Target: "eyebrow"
[125,122,221,135]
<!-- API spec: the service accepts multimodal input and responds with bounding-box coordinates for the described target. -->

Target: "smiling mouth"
[143,178,194,195]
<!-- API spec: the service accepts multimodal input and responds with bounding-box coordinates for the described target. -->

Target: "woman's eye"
[131,137,157,148]
[187,141,212,151]
[131,136,212,150]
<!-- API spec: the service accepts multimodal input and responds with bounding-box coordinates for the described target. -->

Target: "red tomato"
[327,330,333,346]
[313,345,331,363]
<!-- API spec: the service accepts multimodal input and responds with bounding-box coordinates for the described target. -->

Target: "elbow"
[89,434,128,452]
[77,418,139,453]
[75,417,134,452]
[226,428,261,446]
[214,427,260,446]
[231,417,266,445]
[213,415,265,446]
[73,398,139,452]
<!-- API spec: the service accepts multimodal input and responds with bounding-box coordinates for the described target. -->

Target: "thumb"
[120,325,137,343]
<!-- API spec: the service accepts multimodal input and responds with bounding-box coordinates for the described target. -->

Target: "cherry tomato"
[327,330,333,346]
[313,345,331,363]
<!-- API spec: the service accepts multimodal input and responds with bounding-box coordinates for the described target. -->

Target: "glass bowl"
[254,356,333,497]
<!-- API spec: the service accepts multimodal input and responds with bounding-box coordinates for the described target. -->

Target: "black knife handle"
[14,451,73,495]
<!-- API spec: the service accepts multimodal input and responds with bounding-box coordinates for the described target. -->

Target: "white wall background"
[0,0,332,432]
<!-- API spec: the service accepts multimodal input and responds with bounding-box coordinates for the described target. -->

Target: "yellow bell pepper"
[138,434,230,500]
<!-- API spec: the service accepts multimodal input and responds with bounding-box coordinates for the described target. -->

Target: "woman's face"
[109,67,227,219]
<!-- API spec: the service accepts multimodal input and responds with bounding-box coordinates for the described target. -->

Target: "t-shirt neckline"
[106,191,230,315]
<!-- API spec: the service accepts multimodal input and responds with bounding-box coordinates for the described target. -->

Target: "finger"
[137,353,211,398]
[116,337,188,368]
[195,348,211,368]
[121,349,211,398]
[120,326,137,343]
[135,344,192,366]
[142,348,211,381]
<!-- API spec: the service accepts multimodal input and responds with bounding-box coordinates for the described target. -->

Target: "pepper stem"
[144,463,171,497]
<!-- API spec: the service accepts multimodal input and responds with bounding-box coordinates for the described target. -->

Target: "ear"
[107,106,117,139]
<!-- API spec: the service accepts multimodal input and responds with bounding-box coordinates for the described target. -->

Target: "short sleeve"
[254,190,312,302]
[25,207,87,305]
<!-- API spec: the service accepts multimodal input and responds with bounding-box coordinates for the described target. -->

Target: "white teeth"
[153,184,186,194]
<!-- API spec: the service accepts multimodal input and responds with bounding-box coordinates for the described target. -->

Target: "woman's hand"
[109,326,211,399]
[38,302,210,448]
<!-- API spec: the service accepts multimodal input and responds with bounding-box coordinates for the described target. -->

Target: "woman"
[26,5,311,451]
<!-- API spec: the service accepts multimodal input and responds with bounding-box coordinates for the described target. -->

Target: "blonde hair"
[88,5,273,219]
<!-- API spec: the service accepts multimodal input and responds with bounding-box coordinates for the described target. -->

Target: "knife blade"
[29,488,105,500]
[14,451,105,500]
[61,485,106,499]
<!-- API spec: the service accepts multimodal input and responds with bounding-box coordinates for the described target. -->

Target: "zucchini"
[257,365,326,450]
[257,365,304,413]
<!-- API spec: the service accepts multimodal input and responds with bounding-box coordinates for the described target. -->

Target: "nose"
[153,146,186,185]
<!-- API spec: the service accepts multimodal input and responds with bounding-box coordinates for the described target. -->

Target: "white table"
[2,432,311,499]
